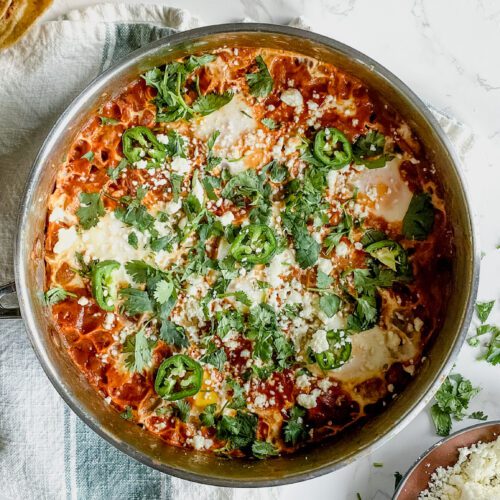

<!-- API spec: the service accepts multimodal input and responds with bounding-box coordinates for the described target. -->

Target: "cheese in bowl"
[43,48,454,458]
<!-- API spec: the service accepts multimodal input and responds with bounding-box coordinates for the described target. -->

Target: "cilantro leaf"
[107,158,128,180]
[430,373,481,436]
[200,346,227,372]
[294,227,319,269]
[81,151,94,161]
[246,56,274,98]
[484,326,500,365]
[219,291,252,307]
[124,260,158,283]
[283,406,307,445]
[76,192,105,229]
[163,129,186,158]
[123,330,154,373]
[120,406,133,420]
[252,441,279,459]
[192,91,233,116]
[317,270,333,289]
[319,294,341,318]
[347,294,378,332]
[261,118,278,130]
[352,131,392,169]
[402,192,435,240]
[206,130,222,171]
[119,288,153,315]
[199,404,217,427]
[476,300,495,323]
[159,320,188,348]
[128,231,138,249]
[174,400,191,422]
[430,403,452,437]
[266,160,288,183]
[216,410,257,451]
[114,192,155,234]
[170,173,184,202]
[469,410,488,420]
[222,169,271,211]
[100,116,120,125]
[153,280,174,305]
[184,54,216,72]
[226,379,246,409]
[44,287,77,305]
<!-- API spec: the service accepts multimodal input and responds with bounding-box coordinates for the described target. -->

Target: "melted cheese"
[193,94,256,150]
[79,213,149,265]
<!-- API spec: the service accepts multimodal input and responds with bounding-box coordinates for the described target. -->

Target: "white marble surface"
[41,1,500,499]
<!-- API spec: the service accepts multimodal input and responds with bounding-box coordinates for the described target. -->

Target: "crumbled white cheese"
[419,436,500,499]
[165,200,182,215]
[280,88,304,108]
[170,156,191,175]
[217,212,235,226]
[103,313,115,330]
[296,374,311,389]
[254,394,267,408]
[317,257,333,276]
[336,241,349,257]
[49,206,67,223]
[192,176,205,206]
[77,296,89,306]
[53,226,77,254]
[188,434,214,451]
[309,329,329,354]
[297,389,321,409]
[317,378,332,392]
[156,133,169,144]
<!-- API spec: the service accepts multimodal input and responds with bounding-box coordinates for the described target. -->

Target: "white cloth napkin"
[0,4,473,500]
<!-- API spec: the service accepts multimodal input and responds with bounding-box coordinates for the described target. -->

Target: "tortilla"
[0,0,52,49]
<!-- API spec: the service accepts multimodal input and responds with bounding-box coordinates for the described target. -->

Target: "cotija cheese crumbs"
[419,436,500,500]
[43,47,454,458]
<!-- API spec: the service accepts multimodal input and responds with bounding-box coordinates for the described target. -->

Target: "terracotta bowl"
[394,420,500,499]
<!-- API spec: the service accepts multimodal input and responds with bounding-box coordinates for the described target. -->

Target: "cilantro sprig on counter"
[430,373,486,436]
[467,299,500,365]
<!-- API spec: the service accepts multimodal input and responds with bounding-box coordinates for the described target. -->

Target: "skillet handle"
[0,281,21,319]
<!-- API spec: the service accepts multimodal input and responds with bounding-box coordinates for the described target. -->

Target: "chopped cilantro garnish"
[402,192,435,240]
[261,117,278,130]
[44,287,77,305]
[476,300,495,323]
[76,192,105,229]
[100,116,120,126]
[174,400,191,422]
[252,441,279,459]
[122,330,154,373]
[120,406,133,420]
[246,55,274,98]
[283,406,307,446]
[107,158,128,180]
[159,320,188,348]
[200,344,227,371]
[199,404,217,427]
[81,151,94,162]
